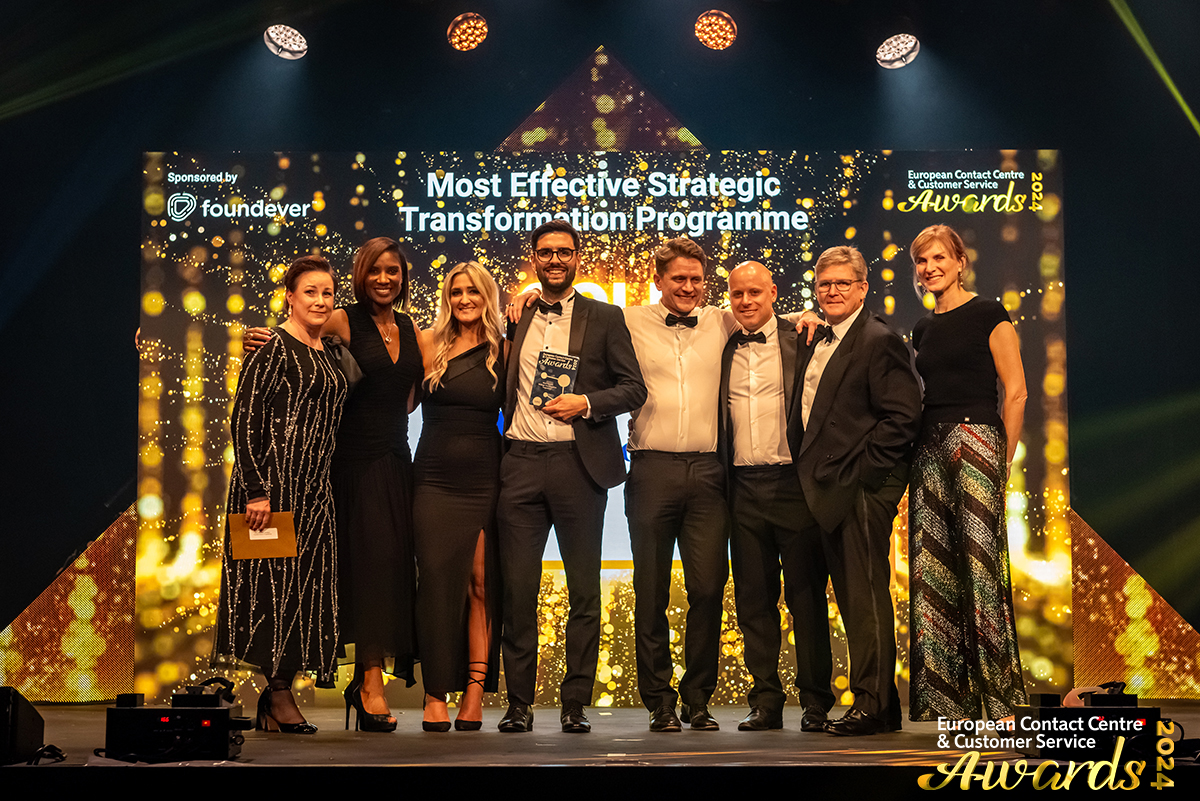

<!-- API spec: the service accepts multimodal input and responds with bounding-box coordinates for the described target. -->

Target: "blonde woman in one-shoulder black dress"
[414,261,506,732]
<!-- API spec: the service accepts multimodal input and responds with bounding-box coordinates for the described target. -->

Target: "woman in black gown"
[242,238,424,732]
[214,255,347,733]
[414,261,505,731]
[328,238,425,731]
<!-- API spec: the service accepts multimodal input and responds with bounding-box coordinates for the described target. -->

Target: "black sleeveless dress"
[332,303,422,683]
[413,343,504,694]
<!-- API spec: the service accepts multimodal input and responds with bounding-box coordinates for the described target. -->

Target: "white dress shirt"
[507,291,578,443]
[801,304,863,429]
[624,304,739,453]
[729,315,792,467]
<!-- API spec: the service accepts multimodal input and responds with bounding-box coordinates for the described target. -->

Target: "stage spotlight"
[447,12,488,51]
[876,33,919,69]
[695,10,737,50]
[263,24,308,60]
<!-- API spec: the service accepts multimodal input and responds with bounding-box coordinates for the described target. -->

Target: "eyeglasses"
[815,278,865,294]
[534,247,576,262]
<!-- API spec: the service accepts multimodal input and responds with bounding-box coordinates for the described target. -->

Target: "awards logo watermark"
[917,718,1178,791]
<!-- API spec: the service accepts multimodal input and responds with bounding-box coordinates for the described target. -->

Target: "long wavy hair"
[426,261,504,391]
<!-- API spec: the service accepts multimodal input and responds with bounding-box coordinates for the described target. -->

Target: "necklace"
[374,317,394,344]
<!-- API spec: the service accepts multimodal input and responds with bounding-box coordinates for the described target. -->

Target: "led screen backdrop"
[137,149,1068,706]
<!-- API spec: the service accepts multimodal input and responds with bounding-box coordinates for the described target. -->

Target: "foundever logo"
[167,193,198,221]
[163,191,313,223]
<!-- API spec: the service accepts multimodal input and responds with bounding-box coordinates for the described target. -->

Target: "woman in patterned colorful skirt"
[214,255,348,733]
[906,224,1028,722]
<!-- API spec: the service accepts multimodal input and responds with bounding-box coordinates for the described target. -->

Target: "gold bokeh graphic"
[0,508,135,702]
[1071,510,1200,698]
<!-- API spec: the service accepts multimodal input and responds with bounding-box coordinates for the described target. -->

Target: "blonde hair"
[426,261,504,391]
[814,246,867,281]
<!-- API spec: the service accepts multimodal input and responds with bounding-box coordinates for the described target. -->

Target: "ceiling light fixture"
[695,10,737,51]
[263,24,308,60]
[876,33,919,69]
[447,12,488,51]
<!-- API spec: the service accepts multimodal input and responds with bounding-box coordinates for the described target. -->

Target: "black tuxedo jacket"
[791,308,922,532]
[717,315,803,476]
[505,293,647,489]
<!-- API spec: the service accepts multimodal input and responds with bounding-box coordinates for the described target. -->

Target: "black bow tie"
[665,313,698,328]
[812,325,835,344]
[732,330,766,346]
[537,299,563,316]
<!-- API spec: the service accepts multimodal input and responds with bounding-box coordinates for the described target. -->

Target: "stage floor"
[17,701,1200,769]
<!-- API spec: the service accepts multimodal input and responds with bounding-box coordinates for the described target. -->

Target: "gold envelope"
[228,511,297,559]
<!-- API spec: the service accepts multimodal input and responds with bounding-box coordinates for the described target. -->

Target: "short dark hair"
[283,254,334,292]
[653,238,707,276]
[351,237,410,309]
[530,219,580,251]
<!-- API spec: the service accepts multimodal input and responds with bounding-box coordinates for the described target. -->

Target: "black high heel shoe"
[423,694,451,733]
[345,679,397,733]
[256,686,318,734]
[454,662,489,731]
[343,676,361,731]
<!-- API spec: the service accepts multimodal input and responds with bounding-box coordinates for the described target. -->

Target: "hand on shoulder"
[506,286,541,324]
[242,326,274,352]
[325,308,351,342]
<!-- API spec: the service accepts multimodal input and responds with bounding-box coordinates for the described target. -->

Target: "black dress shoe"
[560,701,591,733]
[824,708,886,736]
[681,703,719,731]
[800,706,828,733]
[498,704,533,733]
[649,705,682,732]
[737,707,783,731]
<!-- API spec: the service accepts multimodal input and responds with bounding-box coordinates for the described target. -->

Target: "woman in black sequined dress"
[215,256,347,733]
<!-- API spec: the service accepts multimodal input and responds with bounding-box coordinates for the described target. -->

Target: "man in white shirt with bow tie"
[624,239,825,733]
[622,238,737,733]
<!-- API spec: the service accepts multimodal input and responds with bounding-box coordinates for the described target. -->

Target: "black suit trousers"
[732,465,904,721]
[498,441,606,708]
[730,464,832,714]
[625,451,729,711]
[813,471,906,723]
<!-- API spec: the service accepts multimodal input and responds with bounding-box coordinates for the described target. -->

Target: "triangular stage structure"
[498,46,704,153]
[0,507,135,703]
[1071,509,1200,697]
